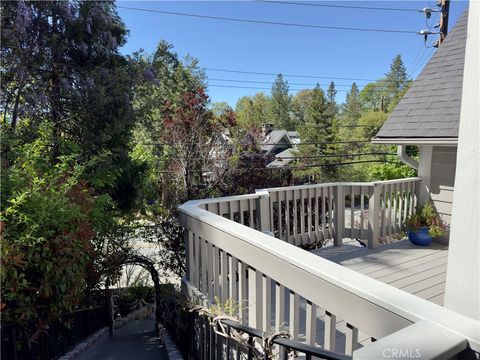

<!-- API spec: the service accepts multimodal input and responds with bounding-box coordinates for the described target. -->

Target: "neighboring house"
[266,147,296,169]
[261,123,300,168]
[373,10,468,226]
[261,123,299,156]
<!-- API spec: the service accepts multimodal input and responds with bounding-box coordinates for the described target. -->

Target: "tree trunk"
[10,88,21,131]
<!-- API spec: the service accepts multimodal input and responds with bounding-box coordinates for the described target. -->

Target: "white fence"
[179,178,479,358]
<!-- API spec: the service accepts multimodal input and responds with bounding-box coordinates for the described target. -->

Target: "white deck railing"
[179,178,479,358]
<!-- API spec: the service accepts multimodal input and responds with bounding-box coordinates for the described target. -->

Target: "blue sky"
[116,0,468,106]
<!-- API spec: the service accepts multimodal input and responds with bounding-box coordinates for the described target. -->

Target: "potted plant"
[406,202,448,246]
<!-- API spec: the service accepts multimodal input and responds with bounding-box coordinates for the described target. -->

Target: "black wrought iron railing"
[186,312,352,360]
[1,305,109,360]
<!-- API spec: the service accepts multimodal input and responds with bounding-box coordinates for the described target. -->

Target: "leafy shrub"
[0,132,107,328]
[406,202,448,238]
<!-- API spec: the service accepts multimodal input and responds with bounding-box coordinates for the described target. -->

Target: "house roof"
[374,9,468,144]
[261,130,289,153]
[267,148,297,168]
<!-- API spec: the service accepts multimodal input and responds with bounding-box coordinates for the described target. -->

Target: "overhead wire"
[155,159,405,173]
[208,84,392,92]
[411,48,435,78]
[257,1,420,13]
[203,67,410,83]
[116,5,418,34]
[408,9,439,77]
[153,152,396,162]
[142,140,373,146]
[206,78,399,90]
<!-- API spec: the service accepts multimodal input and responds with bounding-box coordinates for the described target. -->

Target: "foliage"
[295,85,338,182]
[369,154,417,181]
[127,285,154,301]
[406,202,448,238]
[270,74,293,130]
[235,93,272,129]
[222,127,288,195]
[383,55,410,109]
[0,129,109,326]
[1,0,142,212]
[162,86,216,200]
[135,213,186,278]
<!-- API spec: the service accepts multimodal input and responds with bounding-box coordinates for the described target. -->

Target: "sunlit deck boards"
[311,239,449,306]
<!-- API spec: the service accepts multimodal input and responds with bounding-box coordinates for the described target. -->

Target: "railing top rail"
[183,192,263,207]
[257,177,422,193]
[179,200,479,351]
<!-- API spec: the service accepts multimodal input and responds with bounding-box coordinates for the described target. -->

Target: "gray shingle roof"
[261,130,289,153]
[267,148,296,168]
[375,9,468,140]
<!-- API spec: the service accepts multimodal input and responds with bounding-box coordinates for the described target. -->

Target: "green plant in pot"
[406,202,448,246]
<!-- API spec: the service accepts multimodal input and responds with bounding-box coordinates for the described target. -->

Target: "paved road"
[78,315,168,360]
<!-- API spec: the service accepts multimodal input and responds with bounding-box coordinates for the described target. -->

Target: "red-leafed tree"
[162,86,212,200]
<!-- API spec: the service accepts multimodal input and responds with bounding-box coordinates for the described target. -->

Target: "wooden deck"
[311,239,449,306]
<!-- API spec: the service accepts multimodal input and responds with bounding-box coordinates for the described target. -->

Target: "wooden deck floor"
[311,239,449,306]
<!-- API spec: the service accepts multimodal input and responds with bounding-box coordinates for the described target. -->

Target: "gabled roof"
[267,148,296,168]
[374,9,468,144]
[261,130,290,153]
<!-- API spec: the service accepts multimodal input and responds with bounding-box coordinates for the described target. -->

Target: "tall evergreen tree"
[270,74,293,130]
[384,54,409,108]
[326,81,338,118]
[341,83,362,125]
[296,85,338,182]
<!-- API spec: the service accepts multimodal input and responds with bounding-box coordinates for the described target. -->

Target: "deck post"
[445,1,480,322]
[334,185,344,246]
[255,190,271,232]
[368,184,381,248]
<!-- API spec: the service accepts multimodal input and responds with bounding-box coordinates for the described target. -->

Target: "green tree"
[270,74,293,130]
[341,83,362,125]
[1,0,142,211]
[130,41,206,209]
[291,89,313,126]
[359,82,386,111]
[295,85,338,182]
[384,54,409,103]
[235,93,271,129]
[326,81,338,118]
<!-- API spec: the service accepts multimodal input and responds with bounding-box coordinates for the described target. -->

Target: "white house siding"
[429,146,457,224]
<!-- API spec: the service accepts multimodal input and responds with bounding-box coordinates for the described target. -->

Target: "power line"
[156,160,404,173]
[207,77,393,88]
[208,84,390,92]
[411,48,435,78]
[257,1,420,13]
[143,140,373,146]
[203,67,410,83]
[117,5,418,34]
[153,152,395,162]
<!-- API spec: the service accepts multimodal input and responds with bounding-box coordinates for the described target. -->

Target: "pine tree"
[326,81,338,118]
[270,74,293,130]
[342,83,362,125]
[296,85,338,182]
[384,55,409,108]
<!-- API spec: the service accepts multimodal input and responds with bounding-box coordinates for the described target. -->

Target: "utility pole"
[435,0,450,47]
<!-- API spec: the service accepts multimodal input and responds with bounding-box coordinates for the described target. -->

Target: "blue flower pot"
[408,226,433,246]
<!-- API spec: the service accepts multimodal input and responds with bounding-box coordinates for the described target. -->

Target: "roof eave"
[372,137,458,146]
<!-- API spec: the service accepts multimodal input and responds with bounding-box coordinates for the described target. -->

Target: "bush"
[0,131,108,327]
